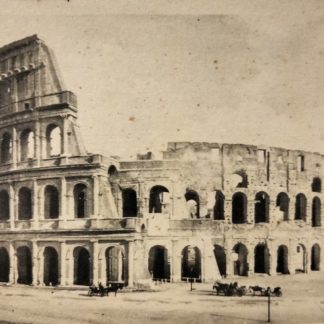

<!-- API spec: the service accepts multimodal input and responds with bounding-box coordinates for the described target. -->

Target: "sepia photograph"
[0,1,323,323]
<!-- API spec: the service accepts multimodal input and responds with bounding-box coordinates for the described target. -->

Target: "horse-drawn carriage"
[213,281,247,297]
[213,281,282,297]
[88,282,124,297]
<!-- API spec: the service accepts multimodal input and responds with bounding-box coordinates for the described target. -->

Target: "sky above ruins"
[1,1,324,159]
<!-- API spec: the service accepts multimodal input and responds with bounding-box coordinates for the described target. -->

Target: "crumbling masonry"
[0,35,322,286]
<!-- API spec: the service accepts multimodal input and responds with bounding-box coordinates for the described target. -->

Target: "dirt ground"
[0,272,324,324]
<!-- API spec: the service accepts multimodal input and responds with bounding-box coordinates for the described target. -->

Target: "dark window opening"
[277,245,289,274]
[311,244,320,271]
[44,186,59,219]
[0,190,9,220]
[74,184,87,218]
[1,132,12,164]
[312,177,321,193]
[185,190,200,218]
[122,188,137,217]
[17,246,32,284]
[234,170,248,188]
[0,247,9,282]
[297,155,305,172]
[18,187,32,220]
[213,191,225,220]
[276,192,289,221]
[43,247,59,286]
[149,185,169,213]
[181,246,201,281]
[232,192,247,224]
[148,246,170,281]
[295,193,307,221]
[214,245,226,277]
[74,247,90,286]
[233,243,248,276]
[254,244,270,274]
[254,192,270,223]
[312,197,321,227]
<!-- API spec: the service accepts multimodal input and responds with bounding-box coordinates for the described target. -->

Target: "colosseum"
[0,35,322,287]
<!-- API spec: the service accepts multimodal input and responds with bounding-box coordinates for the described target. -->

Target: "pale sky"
[1,0,324,159]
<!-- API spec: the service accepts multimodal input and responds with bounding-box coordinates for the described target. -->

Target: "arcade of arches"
[0,241,321,286]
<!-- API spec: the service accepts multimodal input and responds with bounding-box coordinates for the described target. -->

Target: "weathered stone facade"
[0,35,322,287]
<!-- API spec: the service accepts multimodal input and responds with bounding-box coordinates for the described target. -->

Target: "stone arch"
[312,177,321,193]
[276,192,289,221]
[122,188,137,217]
[18,187,32,220]
[17,246,32,284]
[232,243,248,276]
[185,189,200,218]
[213,245,226,277]
[73,183,88,218]
[254,243,270,274]
[20,128,35,161]
[213,191,225,220]
[73,247,90,285]
[105,246,125,283]
[295,243,306,273]
[0,189,10,220]
[181,245,201,281]
[312,197,321,227]
[148,245,170,281]
[277,245,289,274]
[44,185,59,219]
[295,193,307,221]
[0,247,9,282]
[232,192,247,224]
[46,124,62,157]
[311,244,320,271]
[254,192,270,223]
[232,170,248,188]
[149,185,169,213]
[0,132,12,164]
[43,246,59,286]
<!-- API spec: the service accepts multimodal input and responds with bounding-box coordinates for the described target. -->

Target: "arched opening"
[108,165,119,184]
[106,246,125,283]
[17,246,32,284]
[312,177,321,193]
[213,245,226,277]
[1,132,12,164]
[43,247,59,286]
[233,170,248,188]
[213,191,225,220]
[254,192,270,223]
[311,244,320,271]
[74,184,87,218]
[148,246,170,281]
[185,190,200,218]
[73,247,90,285]
[233,243,248,276]
[0,190,10,220]
[254,244,270,274]
[122,188,137,217]
[295,193,307,221]
[276,192,289,221]
[46,124,62,157]
[277,245,289,274]
[181,246,201,281]
[18,187,32,220]
[149,185,169,213]
[312,197,321,227]
[295,244,306,273]
[44,186,59,219]
[232,192,247,224]
[0,247,9,282]
[20,129,35,161]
